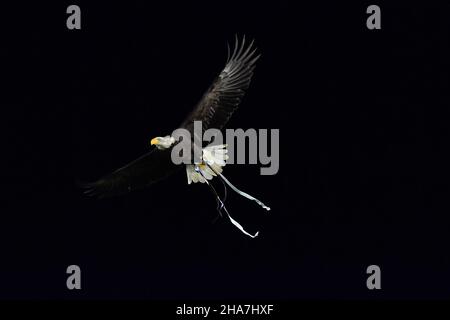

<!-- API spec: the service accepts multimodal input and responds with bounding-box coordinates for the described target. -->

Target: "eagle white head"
[150,135,175,150]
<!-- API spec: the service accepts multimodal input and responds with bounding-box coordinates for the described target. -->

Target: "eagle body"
[84,36,259,198]
[82,36,269,237]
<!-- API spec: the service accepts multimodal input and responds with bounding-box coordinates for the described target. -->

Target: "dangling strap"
[206,165,270,211]
[196,166,259,238]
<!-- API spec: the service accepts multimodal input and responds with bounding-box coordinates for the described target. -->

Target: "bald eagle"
[82,36,270,238]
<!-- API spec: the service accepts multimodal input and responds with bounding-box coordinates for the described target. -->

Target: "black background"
[1,1,450,300]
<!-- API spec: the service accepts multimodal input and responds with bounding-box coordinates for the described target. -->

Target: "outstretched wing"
[181,35,260,133]
[81,148,180,198]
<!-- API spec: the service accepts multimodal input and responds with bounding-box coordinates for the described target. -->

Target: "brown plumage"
[82,36,260,198]
[181,35,260,134]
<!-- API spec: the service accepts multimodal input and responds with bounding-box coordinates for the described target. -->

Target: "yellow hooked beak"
[150,138,159,146]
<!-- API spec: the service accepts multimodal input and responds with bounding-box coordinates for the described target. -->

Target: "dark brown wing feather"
[181,35,260,133]
[81,148,180,198]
